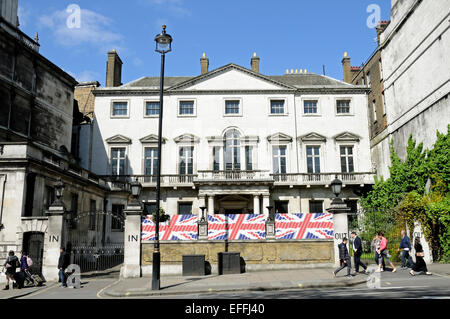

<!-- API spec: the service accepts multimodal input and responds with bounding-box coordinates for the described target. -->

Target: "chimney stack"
[251,52,260,73]
[200,53,209,75]
[106,49,123,87]
[342,52,352,83]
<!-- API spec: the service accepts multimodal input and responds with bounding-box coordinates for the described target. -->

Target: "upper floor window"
[179,146,194,175]
[340,146,355,173]
[179,100,195,116]
[336,100,351,114]
[144,147,158,175]
[145,101,160,117]
[306,146,321,173]
[304,100,318,114]
[112,101,129,117]
[111,147,126,175]
[273,146,287,174]
[372,100,377,123]
[213,146,221,172]
[245,146,253,171]
[225,100,241,115]
[224,129,241,170]
[270,100,285,114]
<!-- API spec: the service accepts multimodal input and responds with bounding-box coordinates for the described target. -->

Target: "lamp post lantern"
[152,25,173,291]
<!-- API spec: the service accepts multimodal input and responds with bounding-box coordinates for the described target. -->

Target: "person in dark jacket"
[333,238,353,278]
[398,230,413,269]
[2,251,19,290]
[410,237,432,276]
[58,247,71,288]
[351,232,369,274]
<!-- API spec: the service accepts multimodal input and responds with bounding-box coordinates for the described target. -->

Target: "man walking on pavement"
[398,230,414,269]
[58,247,70,288]
[351,232,369,275]
[333,238,353,278]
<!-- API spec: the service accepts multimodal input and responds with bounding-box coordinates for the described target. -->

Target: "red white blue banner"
[275,213,334,240]
[208,214,266,240]
[141,214,198,241]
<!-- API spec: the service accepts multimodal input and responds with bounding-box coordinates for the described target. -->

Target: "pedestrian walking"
[410,237,432,276]
[14,251,29,289]
[398,230,413,269]
[58,247,70,288]
[376,231,397,273]
[1,251,19,290]
[371,234,386,271]
[333,238,353,278]
[351,232,369,274]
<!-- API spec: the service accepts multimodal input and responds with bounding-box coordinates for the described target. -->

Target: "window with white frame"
[270,100,285,114]
[306,146,321,173]
[245,146,253,171]
[340,146,355,173]
[112,101,128,117]
[273,146,287,174]
[179,101,195,116]
[179,146,194,175]
[145,101,160,116]
[225,100,241,115]
[304,100,318,114]
[111,147,126,175]
[336,100,351,114]
[224,129,241,170]
[213,146,221,172]
[144,147,158,175]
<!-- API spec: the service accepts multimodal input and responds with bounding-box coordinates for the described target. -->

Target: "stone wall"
[141,240,334,274]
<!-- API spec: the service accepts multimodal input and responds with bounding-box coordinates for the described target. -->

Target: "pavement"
[1,263,449,299]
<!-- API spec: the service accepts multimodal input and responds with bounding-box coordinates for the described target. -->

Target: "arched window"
[224,129,241,170]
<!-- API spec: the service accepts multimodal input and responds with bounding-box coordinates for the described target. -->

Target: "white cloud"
[38,8,124,52]
[75,70,101,83]
[18,6,31,28]
[138,0,191,17]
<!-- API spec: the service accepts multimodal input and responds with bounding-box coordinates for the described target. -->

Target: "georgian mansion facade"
[79,53,375,220]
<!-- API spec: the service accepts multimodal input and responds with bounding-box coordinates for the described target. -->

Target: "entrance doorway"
[22,232,44,275]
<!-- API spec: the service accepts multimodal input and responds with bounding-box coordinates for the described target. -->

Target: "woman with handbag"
[1,251,19,290]
[410,237,432,276]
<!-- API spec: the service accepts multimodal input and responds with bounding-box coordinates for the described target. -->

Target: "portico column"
[121,203,143,278]
[253,194,260,215]
[42,204,66,282]
[262,195,270,218]
[208,195,215,215]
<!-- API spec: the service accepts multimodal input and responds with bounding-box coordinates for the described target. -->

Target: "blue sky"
[18,0,391,85]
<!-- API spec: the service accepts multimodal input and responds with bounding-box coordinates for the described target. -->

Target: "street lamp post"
[152,25,173,291]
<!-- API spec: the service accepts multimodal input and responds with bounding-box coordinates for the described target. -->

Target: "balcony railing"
[195,170,273,183]
[271,173,374,186]
[100,172,375,191]
[101,175,196,191]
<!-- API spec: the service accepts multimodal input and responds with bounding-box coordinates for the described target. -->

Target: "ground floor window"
[178,202,193,215]
[275,200,289,214]
[309,200,324,213]
[111,204,124,231]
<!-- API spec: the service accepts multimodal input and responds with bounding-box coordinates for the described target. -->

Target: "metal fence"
[69,243,124,273]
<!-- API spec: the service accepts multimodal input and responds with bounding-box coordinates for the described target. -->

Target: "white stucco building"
[372,0,450,178]
[85,52,374,220]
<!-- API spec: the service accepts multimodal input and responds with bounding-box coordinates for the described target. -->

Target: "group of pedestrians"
[1,251,30,290]
[334,230,432,277]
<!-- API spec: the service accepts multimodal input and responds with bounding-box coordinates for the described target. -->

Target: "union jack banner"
[141,214,198,241]
[275,213,334,240]
[208,214,266,240]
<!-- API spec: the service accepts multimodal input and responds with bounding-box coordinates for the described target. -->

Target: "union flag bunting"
[275,213,334,240]
[141,214,198,241]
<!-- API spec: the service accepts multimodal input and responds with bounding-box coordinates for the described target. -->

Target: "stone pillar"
[208,195,214,215]
[42,205,66,282]
[253,194,260,215]
[121,204,143,278]
[327,201,350,267]
[262,195,270,218]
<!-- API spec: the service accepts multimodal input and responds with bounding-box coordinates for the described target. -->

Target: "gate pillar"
[327,200,350,267]
[42,204,65,282]
[121,204,143,278]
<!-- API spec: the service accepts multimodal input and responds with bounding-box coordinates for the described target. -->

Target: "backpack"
[26,256,33,267]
